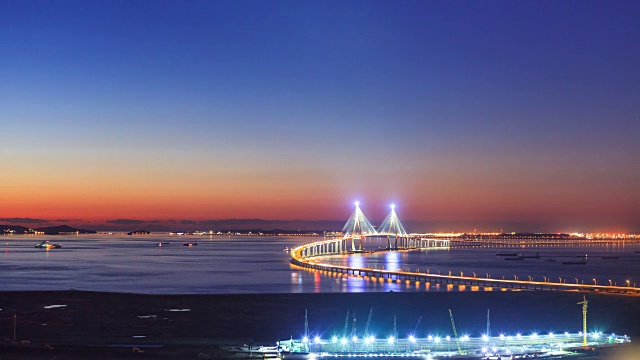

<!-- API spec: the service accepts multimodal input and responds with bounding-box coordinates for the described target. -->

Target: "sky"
[1,1,639,232]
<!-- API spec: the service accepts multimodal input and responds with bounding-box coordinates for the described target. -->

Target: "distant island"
[1,224,97,235]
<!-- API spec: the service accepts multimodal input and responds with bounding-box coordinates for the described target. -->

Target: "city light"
[315,336,322,344]
[332,336,337,343]
[388,336,395,344]
[409,335,416,343]
[434,337,441,343]
[482,334,489,341]
[352,335,358,343]
[341,338,347,345]
[303,336,309,343]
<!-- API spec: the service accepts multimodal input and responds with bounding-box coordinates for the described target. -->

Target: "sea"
[2,234,638,294]
[1,234,639,359]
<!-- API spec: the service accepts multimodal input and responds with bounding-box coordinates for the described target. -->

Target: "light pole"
[575,278,579,284]
[608,279,612,286]
[514,275,517,281]
[593,279,597,285]
[626,280,630,287]
[486,273,490,279]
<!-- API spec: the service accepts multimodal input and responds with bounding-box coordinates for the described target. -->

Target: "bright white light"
[368,335,375,343]
[315,336,322,344]
[516,333,522,339]
[492,347,497,352]
[435,337,441,343]
[409,335,416,343]
[390,204,396,209]
[593,333,600,339]
[463,335,470,341]
[482,334,489,341]
[388,336,395,344]
[332,336,337,343]
[499,334,505,339]
[341,337,347,345]
[309,354,317,360]
[548,332,554,338]
[352,335,358,343]
[427,335,433,341]
[482,347,488,353]
[446,336,451,341]
[564,332,570,337]
[355,201,360,207]
[303,336,309,343]
[532,333,538,339]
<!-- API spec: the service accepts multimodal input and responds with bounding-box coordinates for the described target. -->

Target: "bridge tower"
[342,201,378,251]
[378,204,408,249]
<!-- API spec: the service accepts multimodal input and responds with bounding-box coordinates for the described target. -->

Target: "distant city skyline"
[1,1,638,232]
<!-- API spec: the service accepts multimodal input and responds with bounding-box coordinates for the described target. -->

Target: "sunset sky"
[1,1,639,232]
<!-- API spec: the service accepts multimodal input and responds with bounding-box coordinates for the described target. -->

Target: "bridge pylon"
[342,202,378,250]
[377,204,408,249]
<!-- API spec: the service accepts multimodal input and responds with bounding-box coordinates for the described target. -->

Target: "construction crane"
[449,309,465,355]
[413,316,422,334]
[343,310,350,339]
[364,308,374,338]
[578,296,588,346]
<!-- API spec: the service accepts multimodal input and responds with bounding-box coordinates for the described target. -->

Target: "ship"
[34,241,62,249]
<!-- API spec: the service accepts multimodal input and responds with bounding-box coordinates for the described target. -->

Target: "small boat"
[563,259,587,265]
[520,252,540,259]
[35,241,62,249]
[156,242,170,247]
[182,242,198,247]
[496,252,518,256]
[601,256,619,260]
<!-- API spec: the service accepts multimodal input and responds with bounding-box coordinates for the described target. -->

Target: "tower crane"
[449,309,465,355]
[343,310,350,340]
[364,308,374,339]
[578,296,588,346]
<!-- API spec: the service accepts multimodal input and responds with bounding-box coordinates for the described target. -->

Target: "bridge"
[290,203,640,296]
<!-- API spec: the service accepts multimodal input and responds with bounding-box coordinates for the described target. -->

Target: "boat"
[182,242,198,247]
[34,241,62,249]
[496,252,518,256]
[520,252,540,259]
[563,256,587,265]
[156,242,170,246]
[602,256,619,260]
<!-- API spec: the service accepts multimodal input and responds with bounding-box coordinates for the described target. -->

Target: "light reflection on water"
[1,234,639,294]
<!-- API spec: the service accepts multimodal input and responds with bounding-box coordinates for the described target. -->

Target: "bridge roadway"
[290,238,640,296]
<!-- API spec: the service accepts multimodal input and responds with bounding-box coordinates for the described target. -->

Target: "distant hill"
[34,225,97,235]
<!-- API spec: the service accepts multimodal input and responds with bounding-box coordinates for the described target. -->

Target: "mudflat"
[0,290,638,359]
